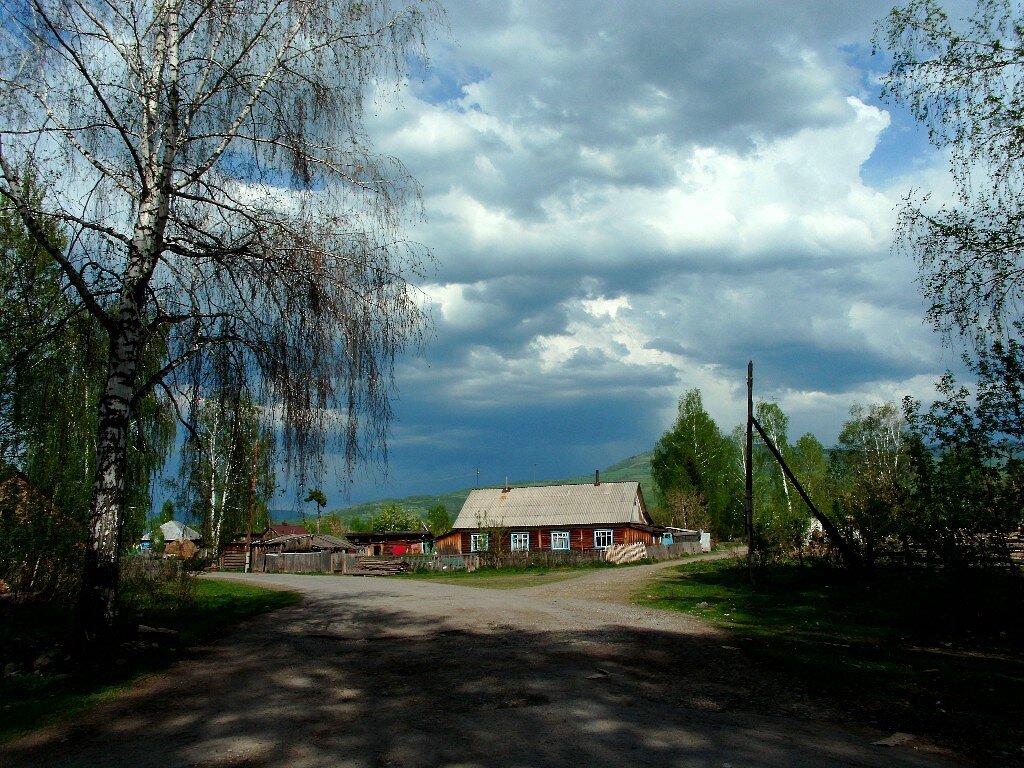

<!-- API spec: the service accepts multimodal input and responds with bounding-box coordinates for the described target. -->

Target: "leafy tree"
[179,390,274,551]
[318,512,349,538]
[832,402,919,567]
[0,0,439,634]
[749,401,814,558]
[426,504,451,535]
[348,515,372,533]
[878,1,1024,451]
[372,503,421,533]
[159,499,176,524]
[878,0,1024,569]
[652,389,742,538]
[305,488,328,534]
[0,182,172,599]
[905,376,1024,567]
[878,0,1024,351]
[786,433,833,558]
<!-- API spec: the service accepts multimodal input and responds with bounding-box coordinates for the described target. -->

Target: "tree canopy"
[0,0,440,634]
[651,389,742,538]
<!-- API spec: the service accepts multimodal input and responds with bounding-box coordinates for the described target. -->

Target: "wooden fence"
[645,542,703,560]
[246,540,708,575]
[259,551,349,574]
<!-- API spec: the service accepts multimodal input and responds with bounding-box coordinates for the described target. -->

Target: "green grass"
[635,559,1024,760]
[0,578,298,743]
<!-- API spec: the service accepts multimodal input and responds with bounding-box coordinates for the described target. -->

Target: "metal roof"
[452,482,650,530]
[141,520,201,542]
[258,533,354,550]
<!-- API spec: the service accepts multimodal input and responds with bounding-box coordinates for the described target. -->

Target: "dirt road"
[1,555,963,767]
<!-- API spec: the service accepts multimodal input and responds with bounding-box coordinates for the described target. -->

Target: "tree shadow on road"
[0,589,961,768]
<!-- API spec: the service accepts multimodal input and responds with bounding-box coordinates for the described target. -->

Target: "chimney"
[595,469,600,486]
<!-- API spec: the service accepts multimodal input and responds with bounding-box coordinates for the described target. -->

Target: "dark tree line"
[651,388,1022,572]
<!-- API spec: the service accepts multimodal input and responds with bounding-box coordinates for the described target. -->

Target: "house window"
[510,532,530,551]
[470,533,489,552]
[550,531,570,551]
[594,529,614,550]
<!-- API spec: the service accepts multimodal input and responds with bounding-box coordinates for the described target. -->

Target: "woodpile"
[348,557,411,576]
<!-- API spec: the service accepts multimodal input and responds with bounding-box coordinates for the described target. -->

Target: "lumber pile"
[349,557,411,576]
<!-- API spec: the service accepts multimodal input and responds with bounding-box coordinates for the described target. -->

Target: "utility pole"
[245,441,259,574]
[745,360,754,581]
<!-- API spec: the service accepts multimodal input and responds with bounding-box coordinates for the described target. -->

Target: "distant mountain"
[295,452,655,524]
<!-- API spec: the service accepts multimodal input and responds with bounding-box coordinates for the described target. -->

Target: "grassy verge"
[635,558,1024,761]
[0,578,299,743]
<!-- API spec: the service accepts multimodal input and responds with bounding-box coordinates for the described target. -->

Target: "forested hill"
[282,452,655,523]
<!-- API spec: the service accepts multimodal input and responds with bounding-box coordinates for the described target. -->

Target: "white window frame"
[594,529,614,550]
[550,531,570,551]
[510,531,530,551]
[470,532,489,552]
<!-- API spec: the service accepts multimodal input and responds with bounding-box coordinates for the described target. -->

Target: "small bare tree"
[0,0,440,638]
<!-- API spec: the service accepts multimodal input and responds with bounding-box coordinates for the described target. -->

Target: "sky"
[312,0,976,508]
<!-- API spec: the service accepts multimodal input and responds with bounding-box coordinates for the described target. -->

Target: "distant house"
[141,520,202,549]
[436,476,659,554]
[345,530,434,556]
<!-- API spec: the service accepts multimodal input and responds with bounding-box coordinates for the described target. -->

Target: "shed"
[251,533,357,574]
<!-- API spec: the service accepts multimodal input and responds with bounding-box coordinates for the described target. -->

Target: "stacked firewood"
[350,558,411,576]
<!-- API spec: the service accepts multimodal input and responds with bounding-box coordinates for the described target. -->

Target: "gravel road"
[1,553,964,768]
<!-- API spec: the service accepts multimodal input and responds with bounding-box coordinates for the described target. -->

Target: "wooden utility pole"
[245,441,259,573]
[745,360,754,579]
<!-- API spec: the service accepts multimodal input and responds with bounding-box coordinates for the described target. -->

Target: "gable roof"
[258,533,354,550]
[266,524,307,537]
[142,520,202,542]
[452,481,651,530]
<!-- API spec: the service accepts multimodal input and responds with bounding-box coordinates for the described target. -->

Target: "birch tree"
[178,388,274,550]
[833,402,918,566]
[651,389,742,538]
[0,0,439,637]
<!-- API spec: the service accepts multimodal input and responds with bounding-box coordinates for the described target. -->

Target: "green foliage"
[877,0,1024,356]
[831,402,920,565]
[177,389,274,550]
[426,503,450,534]
[370,502,421,532]
[651,389,742,538]
[0,181,174,600]
[318,512,349,537]
[304,488,327,508]
[749,401,815,558]
[904,374,1024,563]
[875,0,1024,569]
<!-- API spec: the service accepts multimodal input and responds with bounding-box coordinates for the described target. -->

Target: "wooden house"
[436,477,659,554]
